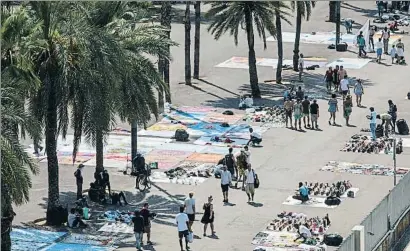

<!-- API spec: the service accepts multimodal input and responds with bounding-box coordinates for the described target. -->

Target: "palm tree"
[206,2,277,98]
[161,2,172,103]
[193,1,201,79]
[184,1,192,85]
[271,2,291,84]
[329,1,337,22]
[292,1,316,71]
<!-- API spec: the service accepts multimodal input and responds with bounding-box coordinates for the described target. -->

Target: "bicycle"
[136,164,152,192]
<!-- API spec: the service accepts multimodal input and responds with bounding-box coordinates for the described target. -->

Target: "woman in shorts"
[328,94,338,126]
[343,95,353,126]
[354,79,364,107]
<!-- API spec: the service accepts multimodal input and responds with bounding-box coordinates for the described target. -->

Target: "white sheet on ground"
[326,58,372,69]
[282,196,339,209]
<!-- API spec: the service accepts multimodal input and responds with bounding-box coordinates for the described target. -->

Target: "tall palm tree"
[271,2,291,84]
[292,1,316,71]
[193,1,201,79]
[184,1,192,85]
[206,2,277,98]
[161,2,172,103]
[329,1,337,22]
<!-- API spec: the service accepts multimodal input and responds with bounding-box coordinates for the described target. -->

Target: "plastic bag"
[187,232,194,243]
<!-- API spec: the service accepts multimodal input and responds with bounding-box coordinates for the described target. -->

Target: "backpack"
[175,129,189,142]
[253,170,260,188]
[397,119,409,135]
[223,154,234,168]
[407,92,410,99]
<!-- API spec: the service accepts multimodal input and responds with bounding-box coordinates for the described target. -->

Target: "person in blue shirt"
[298,182,309,203]
[357,31,367,58]
[367,107,377,141]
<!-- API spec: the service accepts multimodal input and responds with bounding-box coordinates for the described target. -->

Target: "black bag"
[253,170,260,188]
[111,193,120,205]
[323,234,343,246]
[407,92,410,99]
[324,196,341,206]
[347,190,355,198]
[221,122,230,127]
[397,119,409,135]
[375,124,384,138]
[222,110,234,115]
[175,129,189,141]
[223,154,234,168]
[336,43,348,52]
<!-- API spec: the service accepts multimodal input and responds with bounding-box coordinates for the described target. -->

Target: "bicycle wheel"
[138,175,147,192]
[146,176,152,189]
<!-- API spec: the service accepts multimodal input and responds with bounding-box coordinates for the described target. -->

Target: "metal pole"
[336,1,341,45]
[393,138,397,186]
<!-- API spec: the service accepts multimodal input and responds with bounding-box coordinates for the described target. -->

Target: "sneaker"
[147,241,153,245]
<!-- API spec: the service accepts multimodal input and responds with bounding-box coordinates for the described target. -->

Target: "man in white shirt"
[220,165,232,203]
[247,128,262,146]
[184,192,196,228]
[367,107,377,141]
[244,164,256,202]
[298,53,304,82]
[340,75,350,100]
[244,145,251,164]
[176,206,191,251]
[294,223,312,243]
[377,113,392,137]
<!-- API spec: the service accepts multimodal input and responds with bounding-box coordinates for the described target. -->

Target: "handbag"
[253,170,260,188]
[187,231,194,243]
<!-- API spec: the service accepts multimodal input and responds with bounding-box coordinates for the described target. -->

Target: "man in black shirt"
[133,211,145,251]
[310,100,319,129]
[140,203,156,245]
[74,164,84,200]
[302,96,311,128]
[223,147,236,179]
[295,86,304,101]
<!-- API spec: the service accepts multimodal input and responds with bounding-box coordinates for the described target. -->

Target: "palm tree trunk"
[244,9,260,98]
[193,1,201,79]
[158,59,165,113]
[45,74,61,225]
[293,7,302,71]
[131,120,138,163]
[275,11,283,84]
[95,129,104,173]
[329,1,337,22]
[1,185,14,251]
[184,1,192,85]
[161,2,172,103]
[335,1,341,45]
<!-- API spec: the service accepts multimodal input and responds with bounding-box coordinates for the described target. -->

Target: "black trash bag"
[407,92,410,99]
[223,110,234,115]
[323,233,343,246]
[175,129,189,141]
[324,196,341,206]
[397,119,409,135]
[375,124,384,138]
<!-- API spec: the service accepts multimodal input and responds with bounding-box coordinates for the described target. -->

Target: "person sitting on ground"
[297,182,310,203]
[67,208,87,228]
[111,191,129,206]
[247,128,262,146]
[293,223,312,243]
[102,170,111,195]
[376,113,392,137]
[88,182,106,204]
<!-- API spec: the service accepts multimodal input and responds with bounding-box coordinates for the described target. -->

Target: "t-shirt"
[354,83,363,93]
[74,169,83,184]
[310,103,319,114]
[380,113,392,120]
[358,36,365,46]
[299,186,309,196]
[284,100,294,111]
[340,79,349,91]
[140,208,152,226]
[376,41,383,49]
[251,131,262,139]
[302,100,310,114]
[132,215,145,232]
[296,90,304,100]
[382,30,390,39]
[325,70,333,81]
[220,170,232,185]
[370,111,377,124]
[184,198,195,214]
[299,225,312,237]
[68,213,77,227]
[391,48,397,56]
[175,213,189,231]
[328,99,338,110]
[245,150,251,163]
[245,169,255,184]
[298,58,304,68]
[293,103,302,115]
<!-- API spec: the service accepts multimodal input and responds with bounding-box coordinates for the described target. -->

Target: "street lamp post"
[393,137,397,185]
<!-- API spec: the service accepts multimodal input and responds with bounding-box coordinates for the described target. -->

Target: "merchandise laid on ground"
[321,161,409,176]
[340,134,404,155]
[243,106,286,128]
[215,56,328,69]
[11,227,117,251]
[252,212,330,250]
[98,211,134,234]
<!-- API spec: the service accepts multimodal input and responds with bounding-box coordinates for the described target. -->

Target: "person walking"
[340,75,350,100]
[302,96,310,128]
[235,149,247,190]
[328,94,338,126]
[184,192,196,229]
[296,86,304,101]
[390,44,397,64]
[333,65,340,91]
[343,95,353,126]
[74,164,84,200]
[381,27,390,54]
[298,53,304,82]
[310,99,319,129]
[201,196,215,237]
[220,165,232,203]
[293,99,303,130]
[388,100,398,132]
[357,32,367,57]
[369,26,375,52]
[176,206,191,251]
[223,147,236,179]
[244,164,256,202]
[284,98,294,128]
[140,203,154,245]
[354,79,364,107]
[338,66,347,85]
[367,107,377,141]
[396,39,404,64]
[132,211,145,251]
[376,38,383,63]
[324,67,333,92]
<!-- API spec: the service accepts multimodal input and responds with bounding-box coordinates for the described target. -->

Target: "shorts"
[221,184,229,192]
[303,112,309,117]
[178,230,189,239]
[238,167,246,176]
[311,114,318,122]
[342,90,348,96]
[285,110,292,118]
[246,183,255,194]
[354,91,362,96]
[144,225,151,233]
[187,214,195,222]
[377,48,383,56]
[294,113,302,120]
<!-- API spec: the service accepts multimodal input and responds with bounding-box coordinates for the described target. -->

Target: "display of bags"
[396,119,409,135]
[323,233,343,246]
[324,196,341,206]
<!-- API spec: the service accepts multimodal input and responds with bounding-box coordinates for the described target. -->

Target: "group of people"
[367,100,398,140]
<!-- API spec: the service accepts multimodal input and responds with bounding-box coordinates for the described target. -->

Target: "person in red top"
[324,67,333,92]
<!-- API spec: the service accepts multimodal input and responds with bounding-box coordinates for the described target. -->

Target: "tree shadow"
[198,78,240,97]
[203,96,283,109]
[186,83,225,100]
[341,3,379,19]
